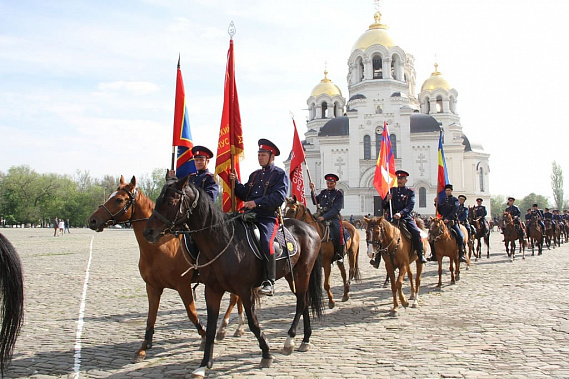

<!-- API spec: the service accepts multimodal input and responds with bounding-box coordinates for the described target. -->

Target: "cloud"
[97,81,161,96]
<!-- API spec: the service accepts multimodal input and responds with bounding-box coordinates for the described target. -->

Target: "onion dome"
[351,11,394,52]
[421,63,451,91]
[310,70,342,97]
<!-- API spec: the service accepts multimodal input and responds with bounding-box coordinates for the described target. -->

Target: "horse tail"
[307,252,324,319]
[352,249,361,282]
[0,233,24,377]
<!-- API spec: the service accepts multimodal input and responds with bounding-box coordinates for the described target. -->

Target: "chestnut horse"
[143,176,323,378]
[544,220,560,249]
[527,213,544,255]
[364,216,429,315]
[88,176,244,362]
[468,207,490,259]
[428,218,469,287]
[284,197,361,308]
[502,212,525,260]
[0,233,24,378]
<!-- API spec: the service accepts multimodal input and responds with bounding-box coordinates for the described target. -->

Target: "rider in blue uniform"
[504,196,524,238]
[231,139,289,296]
[473,198,488,235]
[437,184,467,263]
[528,203,545,236]
[457,195,474,237]
[381,170,427,265]
[310,173,345,262]
[188,145,219,202]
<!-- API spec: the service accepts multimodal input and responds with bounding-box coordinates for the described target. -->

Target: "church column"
[315,104,322,119]
[442,98,450,113]
[384,57,392,79]
[429,98,436,114]
[363,58,372,80]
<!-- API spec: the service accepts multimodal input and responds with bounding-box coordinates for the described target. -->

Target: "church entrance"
[373,196,383,217]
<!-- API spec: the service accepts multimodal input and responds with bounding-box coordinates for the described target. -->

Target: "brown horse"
[528,214,544,255]
[502,212,525,260]
[364,216,428,315]
[143,175,323,377]
[544,220,560,249]
[0,233,24,378]
[468,208,490,259]
[87,175,244,362]
[428,218,469,287]
[284,197,361,308]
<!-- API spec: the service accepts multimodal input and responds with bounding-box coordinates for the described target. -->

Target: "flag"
[215,39,244,212]
[289,118,306,205]
[373,122,396,198]
[172,57,196,178]
[437,130,450,213]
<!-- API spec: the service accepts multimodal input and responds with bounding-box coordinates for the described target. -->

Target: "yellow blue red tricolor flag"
[373,122,396,198]
[172,56,196,179]
[215,38,244,212]
[437,130,450,211]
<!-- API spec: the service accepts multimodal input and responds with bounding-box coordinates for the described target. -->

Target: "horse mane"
[414,217,426,230]
[187,183,232,243]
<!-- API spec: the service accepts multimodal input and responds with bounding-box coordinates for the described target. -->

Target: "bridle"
[430,219,448,242]
[99,187,147,226]
[366,219,400,256]
[151,183,200,235]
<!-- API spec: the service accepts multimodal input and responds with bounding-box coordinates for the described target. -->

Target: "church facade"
[285,11,491,217]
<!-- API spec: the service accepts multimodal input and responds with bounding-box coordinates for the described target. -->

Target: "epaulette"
[205,172,214,177]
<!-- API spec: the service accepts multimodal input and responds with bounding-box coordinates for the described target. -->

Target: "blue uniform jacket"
[473,205,487,219]
[457,204,468,223]
[189,169,218,202]
[234,163,289,218]
[505,205,521,218]
[544,212,553,221]
[438,195,459,221]
[383,186,415,221]
[312,188,344,220]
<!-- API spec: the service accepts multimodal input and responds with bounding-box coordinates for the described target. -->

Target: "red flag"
[215,39,244,212]
[289,119,306,205]
[373,122,396,198]
[172,57,196,178]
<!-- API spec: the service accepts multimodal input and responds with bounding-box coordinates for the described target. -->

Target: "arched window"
[376,105,382,114]
[479,167,485,192]
[373,56,383,79]
[436,96,443,113]
[375,132,381,159]
[390,133,397,159]
[364,135,371,160]
[419,188,426,207]
[321,102,327,118]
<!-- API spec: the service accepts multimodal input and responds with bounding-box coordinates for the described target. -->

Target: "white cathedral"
[285,11,491,217]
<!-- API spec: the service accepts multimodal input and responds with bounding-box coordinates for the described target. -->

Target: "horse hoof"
[260,357,273,368]
[411,300,418,308]
[216,331,226,341]
[328,301,335,309]
[298,342,311,352]
[389,309,398,317]
[282,345,294,355]
[132,350,146,363]
[191,366,206,378]
[199,338,206,351]
[233,328,244,337]
[401,302,409,308]
[341,294,349,302]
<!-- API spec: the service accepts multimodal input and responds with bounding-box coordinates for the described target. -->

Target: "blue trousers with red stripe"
[255,215,279,258]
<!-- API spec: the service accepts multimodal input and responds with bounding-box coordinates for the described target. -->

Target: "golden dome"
[310,70,342,98]
[421,63,451,92]
[351,11,395,52]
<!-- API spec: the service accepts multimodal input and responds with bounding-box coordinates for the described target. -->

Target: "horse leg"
[284,284,308,355]
[396,265,409,309]
[450,258,456,284]
[336,259,349,302]
[407,265,415,300]
[412,261,423,308]
[176,284,207,350]
[436,258,443,289]
[298,306,312,352]
[133,284,163,362]
[233,296,245,337]
[383,273,390,288]
[242,292,273,368]
[323,252,335,309]
[386,265,399,315]
[216,293,237,340]
[486,235,490,259]
[192,288,224,378]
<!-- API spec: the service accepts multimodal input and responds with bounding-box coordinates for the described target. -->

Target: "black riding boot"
[459,246,467,263]
[416,246,427,264]
[259,253,275,296]
[334,244,345,263]
[427,241,437,261]
[370,252,381,268]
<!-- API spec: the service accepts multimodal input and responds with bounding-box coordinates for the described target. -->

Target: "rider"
[188,145,219,202]
[380,170,427,266]
[504,196,524,238]
[309,173,345,263]
[524,208,532,230]
[544,208,554,231]
[436,184,467,263]
[529,203,546,236]
[231,138,289,296]
[473,198,489,235]
[457,195,474,237]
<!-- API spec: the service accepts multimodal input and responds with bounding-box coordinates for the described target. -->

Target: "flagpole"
[228,22,237,213]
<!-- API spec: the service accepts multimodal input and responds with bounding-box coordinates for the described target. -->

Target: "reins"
[99,187,149,226]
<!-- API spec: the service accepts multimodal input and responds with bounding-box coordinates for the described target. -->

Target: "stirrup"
[259,281,274,296]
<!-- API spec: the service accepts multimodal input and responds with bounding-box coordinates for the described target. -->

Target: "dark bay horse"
[284,197,361,308]
[0,233,24,378]
[544,220,560,249]
[88,175,244,362]
[468,207,490,259]
[429,218,469,287]
[364,216,428,314]
[143,176,323,378]
[528,214,544,256]
[502,212,525,260]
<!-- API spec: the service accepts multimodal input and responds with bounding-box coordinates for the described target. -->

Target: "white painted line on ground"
[73,236,94,379]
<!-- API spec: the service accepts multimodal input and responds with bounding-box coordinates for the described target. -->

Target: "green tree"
[490,195,506,218]
[519,193,549,213]
[138,168,167,202]
[551,161,564,210]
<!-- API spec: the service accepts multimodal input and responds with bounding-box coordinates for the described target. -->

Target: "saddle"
[242,219,298,262]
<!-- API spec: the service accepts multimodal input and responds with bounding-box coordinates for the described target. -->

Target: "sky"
[1,0,569,201]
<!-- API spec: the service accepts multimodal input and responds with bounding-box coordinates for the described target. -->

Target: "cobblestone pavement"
[2,227,569,378]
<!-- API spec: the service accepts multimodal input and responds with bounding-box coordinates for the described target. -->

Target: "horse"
[142,174,324,377]
[0,233,24,378]
[468,208,490,259]
[543,220,560,249]
[87,175,245,362]
[284,197,361,308]
[527,214,544,255]
[428,218,469,287]
[501,212,525,261]
[364,216,429,315]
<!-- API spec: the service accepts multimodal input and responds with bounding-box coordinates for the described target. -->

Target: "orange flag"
[373,122,396,198]
[215,39,244,212]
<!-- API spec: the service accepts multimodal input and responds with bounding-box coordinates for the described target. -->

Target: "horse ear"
[181,173,191,188]
[130,176,136,187]
[292,194,297,202]
[120,175,125,185]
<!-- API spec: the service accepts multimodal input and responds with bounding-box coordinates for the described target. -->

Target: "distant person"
[53,217,59,237]
[58,219,65,236]
[65,219,70,233]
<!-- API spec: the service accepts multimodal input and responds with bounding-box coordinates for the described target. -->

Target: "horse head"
[364,216,382,258]
[143,171,197,243]
[502,212,513,225]
[284,196,302,219]
[88,175,139,232]
[428,217,449,241]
